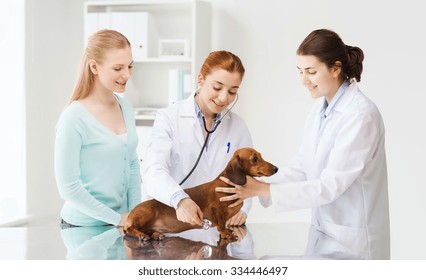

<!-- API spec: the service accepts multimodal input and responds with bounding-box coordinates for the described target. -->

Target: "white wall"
[25,0,86,223]
[26,0,426,259]
[0,0,26,225]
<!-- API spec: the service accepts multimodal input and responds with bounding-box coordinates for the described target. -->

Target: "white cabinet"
[83,0,211,119]
[84,0,211,161]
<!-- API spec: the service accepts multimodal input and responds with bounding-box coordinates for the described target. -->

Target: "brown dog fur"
[124,148,278,241]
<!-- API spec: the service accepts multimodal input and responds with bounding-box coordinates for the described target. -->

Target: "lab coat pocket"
[207,142,233,177]
[218,142,233,162]
[321,220,369,257]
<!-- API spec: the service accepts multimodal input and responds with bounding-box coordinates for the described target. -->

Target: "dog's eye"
[252,156,258,163]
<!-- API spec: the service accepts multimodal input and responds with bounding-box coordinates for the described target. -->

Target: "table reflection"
[60,225,255,260]
[60,226,126,260]
[260,225,370,260]
[59,223,371,260]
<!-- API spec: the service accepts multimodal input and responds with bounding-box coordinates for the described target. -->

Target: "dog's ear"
[225,156,247,185]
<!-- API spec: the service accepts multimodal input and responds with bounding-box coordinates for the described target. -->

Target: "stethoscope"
[179,92,239,186]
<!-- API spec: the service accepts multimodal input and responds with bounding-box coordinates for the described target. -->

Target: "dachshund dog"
[124,147,278,241]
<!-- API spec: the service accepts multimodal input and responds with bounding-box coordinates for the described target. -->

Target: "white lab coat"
[264,81,390,259]
[141,94,253,214]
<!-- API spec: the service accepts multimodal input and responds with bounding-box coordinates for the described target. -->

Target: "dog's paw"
[151,232,165,241]
[138,235,151,243]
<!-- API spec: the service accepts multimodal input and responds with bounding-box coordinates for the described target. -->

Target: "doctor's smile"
[211,99,226,109]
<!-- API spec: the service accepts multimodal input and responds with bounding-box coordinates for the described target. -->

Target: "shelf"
[85,1,194,13]
[134,57,192,63]
[134,107,159,121]
[84,0,211,114]
[135,114,156,120]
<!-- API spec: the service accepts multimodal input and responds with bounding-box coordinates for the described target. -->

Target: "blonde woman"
[55,29,140,228]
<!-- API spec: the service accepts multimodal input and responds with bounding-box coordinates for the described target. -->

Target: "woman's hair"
[199,50,245,80]
[297,29,364,82]
[69,29,131,103]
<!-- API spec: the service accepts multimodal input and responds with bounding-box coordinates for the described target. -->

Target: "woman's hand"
[117,212,129,236]
[226,210,247,227]
[118,212,129,227]
[176,198,203,226]
[117,226,125,236]
[216,176,271,207]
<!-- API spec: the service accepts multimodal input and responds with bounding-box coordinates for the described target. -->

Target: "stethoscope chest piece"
[202,219,212,230]
[201,245,213,259]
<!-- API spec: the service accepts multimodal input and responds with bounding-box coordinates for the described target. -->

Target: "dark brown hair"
[297,29,364,82]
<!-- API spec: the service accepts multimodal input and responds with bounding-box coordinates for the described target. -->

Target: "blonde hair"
[69,29,131,103]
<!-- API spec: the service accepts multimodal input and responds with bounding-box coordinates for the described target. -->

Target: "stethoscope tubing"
[178,93,238,185]
[179,122,212,185]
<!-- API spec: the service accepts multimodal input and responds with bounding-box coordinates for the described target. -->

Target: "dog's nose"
[272,166,278,174]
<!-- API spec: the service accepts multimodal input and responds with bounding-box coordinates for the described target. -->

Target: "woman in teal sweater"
[54,29,141,227]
